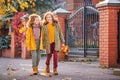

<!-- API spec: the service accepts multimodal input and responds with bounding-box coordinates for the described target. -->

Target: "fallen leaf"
[6,67,19,71]
[62,77,72,80]
[11,68,19,71]
[12,78,16,80]
[40,72,52,78]
[11,71,16,74]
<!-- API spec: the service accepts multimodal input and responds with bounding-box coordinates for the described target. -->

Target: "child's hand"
[62,44,65,47]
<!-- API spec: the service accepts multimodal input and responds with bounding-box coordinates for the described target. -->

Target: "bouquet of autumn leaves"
[59,45,70,55]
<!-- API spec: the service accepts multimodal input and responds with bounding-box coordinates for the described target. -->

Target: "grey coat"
[42,23,65,54]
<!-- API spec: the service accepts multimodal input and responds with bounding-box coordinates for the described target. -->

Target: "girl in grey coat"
[42,11,65,75]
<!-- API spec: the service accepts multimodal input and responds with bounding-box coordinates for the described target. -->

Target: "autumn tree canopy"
[0,0,56,15]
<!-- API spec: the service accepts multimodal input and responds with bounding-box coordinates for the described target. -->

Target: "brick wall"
[66,0,102,14]
[92,0,103,5]
[66,0,84,14]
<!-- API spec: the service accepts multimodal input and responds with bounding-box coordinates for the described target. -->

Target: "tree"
[0,0,57,15]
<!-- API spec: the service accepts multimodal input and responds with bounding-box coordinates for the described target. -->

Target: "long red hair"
[43,11,58,25]
[27,14,41,28]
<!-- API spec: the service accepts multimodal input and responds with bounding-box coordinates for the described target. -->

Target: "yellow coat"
[26,27,43,50]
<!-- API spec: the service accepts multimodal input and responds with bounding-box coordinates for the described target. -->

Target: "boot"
[53,68,58,75]
[30,67,38,76]
[44,65,50,73]
[36,66,39,73]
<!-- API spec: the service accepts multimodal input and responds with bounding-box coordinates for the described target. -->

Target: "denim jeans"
[31,41,43,67]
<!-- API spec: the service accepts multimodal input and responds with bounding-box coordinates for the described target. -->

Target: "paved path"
[0,57,120,80]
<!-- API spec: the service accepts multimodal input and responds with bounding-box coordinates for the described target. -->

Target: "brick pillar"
[53,8,70,61]
[21,41,30,59]
[97,0,120,67]
[10,32,17,58]
[56,14,67,36]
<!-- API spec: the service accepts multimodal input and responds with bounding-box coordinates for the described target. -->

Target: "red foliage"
[12,12,27,45]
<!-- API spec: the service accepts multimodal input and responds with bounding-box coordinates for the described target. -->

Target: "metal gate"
[118,11,120,63]
[65,1,99,57]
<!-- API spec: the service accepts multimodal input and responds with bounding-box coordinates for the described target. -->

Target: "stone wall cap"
[53,8,71,14]
[96,0,120,7]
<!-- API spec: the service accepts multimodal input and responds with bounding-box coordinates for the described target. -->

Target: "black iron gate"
[65,1,99,57]
[118,11,120,63]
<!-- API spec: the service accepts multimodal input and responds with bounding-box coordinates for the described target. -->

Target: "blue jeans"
[31,41,43,67]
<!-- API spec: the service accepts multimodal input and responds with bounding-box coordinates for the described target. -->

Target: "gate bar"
[83,6,87,57]
[118,10,120,63]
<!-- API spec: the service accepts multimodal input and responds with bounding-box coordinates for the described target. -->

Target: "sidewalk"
[0,57,120,80]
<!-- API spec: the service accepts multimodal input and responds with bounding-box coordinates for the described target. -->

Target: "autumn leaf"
[6,65,19,71]
[62,77,72,80]
[40,72,52,78]
[12,78,17,80]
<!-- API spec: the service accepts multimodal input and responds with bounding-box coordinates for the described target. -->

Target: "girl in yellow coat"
[26,14,43,75]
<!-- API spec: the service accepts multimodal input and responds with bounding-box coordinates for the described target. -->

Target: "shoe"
[36,66,39,73]
[30,66,38,76]
[44,65,50,73]
[30,73,37,76]
[53,69,58,75]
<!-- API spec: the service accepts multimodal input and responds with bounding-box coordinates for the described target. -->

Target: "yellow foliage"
[32,2,36,7]
[32,9,36,13]
[0,0,34,14]
[20,5,25,10]
[29,0,32,4]
[21,2,29,8]
[0,0,4,3]
[18,0,21,4]
[60,45,69,55]
[24,2,29,8]
[0,10,5,15]
[18,0,29,10]
[8,0,11,2]
[0,3,7,15]
[0,22,3,27]
[8,4,17,12]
